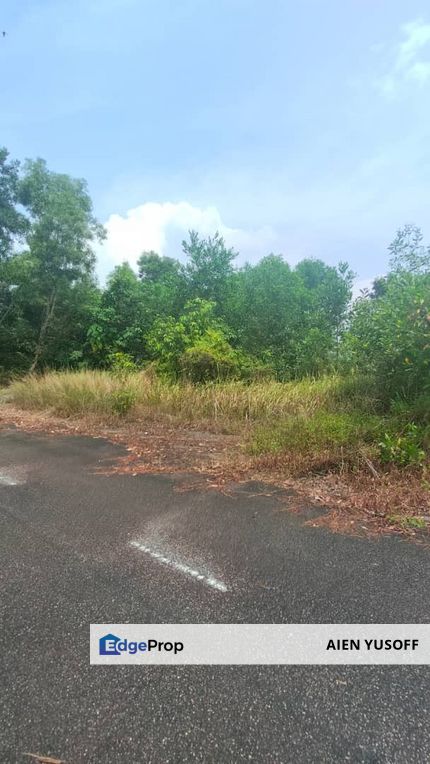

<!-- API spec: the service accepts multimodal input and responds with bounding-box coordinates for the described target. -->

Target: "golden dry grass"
[4,368,378,423]
[1,372,429,538]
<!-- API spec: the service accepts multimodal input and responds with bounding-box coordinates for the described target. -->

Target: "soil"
[1,404,428,544]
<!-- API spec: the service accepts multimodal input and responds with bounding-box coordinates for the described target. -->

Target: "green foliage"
[226,255,353,379]
[147,298,267,382]
[379,425,426,467]
[180,329,252,382]
[0,148,28,259]
[397,394,430,425]
[345,226,430,402]
[88,263,147,363]
[180,331,238,382]
[249,411,382,457]
[387,515,427,529]
[138,251,187,318]
[108,351,138,376]
[147,298,223,378]
[109,387,137,416]
[388,224,430,275]
[19,158,105,282]
[183,230,236,307]
[0,154,104,374]
[225,255,301,375]
[1,143,430,482]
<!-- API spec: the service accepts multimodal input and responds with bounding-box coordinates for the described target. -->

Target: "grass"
[2,369,390,471]
[248,410,384,468]
[387,515,427,530]
[3,370,143,417]
[2,369,425,471]
[4,368,380,420]
[2,369,429,533]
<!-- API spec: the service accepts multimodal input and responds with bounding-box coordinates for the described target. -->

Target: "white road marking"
[0,464,29,486]
[0,471,24,486]
[129,541,228,592]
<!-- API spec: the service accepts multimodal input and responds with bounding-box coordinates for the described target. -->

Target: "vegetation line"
[1,147,429,529]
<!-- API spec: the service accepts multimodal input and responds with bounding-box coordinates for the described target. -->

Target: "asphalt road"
[0,428,429,763]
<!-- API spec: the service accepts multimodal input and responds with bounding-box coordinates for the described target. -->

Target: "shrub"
[108,351,138,377]
[379,424,426,467]
[387,515,427,529]
[180,347,236,383]
[345,227,430,404]
[109,387,137,416]
[147,298,220,378]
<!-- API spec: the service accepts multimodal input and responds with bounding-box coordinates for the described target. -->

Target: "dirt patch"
[1,404,428,543]
[0,404,239,469]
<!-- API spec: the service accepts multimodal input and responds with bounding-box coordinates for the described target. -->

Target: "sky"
[1,0,430,289]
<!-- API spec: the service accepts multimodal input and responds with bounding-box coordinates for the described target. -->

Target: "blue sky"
[1,1,430,287]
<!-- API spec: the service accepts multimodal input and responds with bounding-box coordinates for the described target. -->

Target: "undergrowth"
[3,369,429,477]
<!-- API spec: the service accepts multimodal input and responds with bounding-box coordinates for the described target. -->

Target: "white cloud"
[398,19,430,67]
[96,201,277,280]
[377,18,430,96]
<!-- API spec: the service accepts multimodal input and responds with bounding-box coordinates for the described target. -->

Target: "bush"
[179,335,271,383]
[180,347,237,382]
[147,298,220,378]
[344,226,430,404]
[108,352,138,377]
[379,424,426,467]
[109,387,137,416]
[391,394,430,426]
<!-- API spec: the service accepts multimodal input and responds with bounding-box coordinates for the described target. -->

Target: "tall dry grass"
[2,370,401,476]
[3,371,427,527]
[3,369,378,424]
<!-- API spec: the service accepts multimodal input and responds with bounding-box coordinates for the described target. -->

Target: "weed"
[248,411,383,460]
[108,352,138,378]
[387,515,427,529]
[5,370,428,475]
[379,424,425,467]
[110,388,137,416]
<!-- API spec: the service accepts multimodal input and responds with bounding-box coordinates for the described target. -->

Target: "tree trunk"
[30,289,57,373]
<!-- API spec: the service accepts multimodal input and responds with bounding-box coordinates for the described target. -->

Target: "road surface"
[0,429,429,763]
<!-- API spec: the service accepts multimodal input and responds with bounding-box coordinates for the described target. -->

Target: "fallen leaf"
[24,754,65,764]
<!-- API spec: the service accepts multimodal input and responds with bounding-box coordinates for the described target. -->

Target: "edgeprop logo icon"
[99,633,121,655]
[99,633,184,656]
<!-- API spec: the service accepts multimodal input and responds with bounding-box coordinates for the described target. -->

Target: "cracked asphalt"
[0,428,429,763]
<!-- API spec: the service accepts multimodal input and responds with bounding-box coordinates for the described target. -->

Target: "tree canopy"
[1,146,428,407]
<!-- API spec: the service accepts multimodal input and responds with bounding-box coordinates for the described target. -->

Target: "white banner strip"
[91,624,430,665]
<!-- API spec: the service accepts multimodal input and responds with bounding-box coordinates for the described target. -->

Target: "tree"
[19,159,105,371]
[226,255,302,376]
[183,230,236,307]
[0,252,35,374]
[0,147,28,259]
[294,259,353,332]
[293,259,354,373]
[87,263,148,363]
[388,224,430,275]
[226,255,353,378]
[147,298,237,379]
[138,251,182,283]
[344,226,430,401]
[137,250,187,317]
